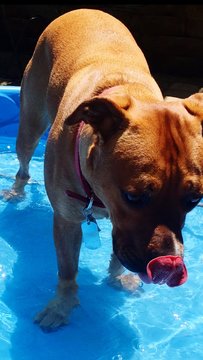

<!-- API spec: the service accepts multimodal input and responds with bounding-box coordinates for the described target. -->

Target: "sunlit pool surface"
[0,123,203,358]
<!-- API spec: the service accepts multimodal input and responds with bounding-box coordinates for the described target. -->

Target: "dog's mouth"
[138,255,188,287]
[114,244,188,287]
[113,229,188,287]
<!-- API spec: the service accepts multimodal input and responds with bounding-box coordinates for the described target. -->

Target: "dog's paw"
[0,188,25,202]
[34,307,68,332]
[34,296,79,332]
[107,273,142,293]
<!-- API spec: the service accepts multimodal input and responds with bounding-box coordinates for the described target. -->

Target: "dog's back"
[36,8,149,80]
[22,8,162,122]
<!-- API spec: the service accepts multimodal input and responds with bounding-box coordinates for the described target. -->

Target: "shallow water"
[0,135,203,360]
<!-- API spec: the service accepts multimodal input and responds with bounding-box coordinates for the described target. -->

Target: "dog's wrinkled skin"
[5,9,203,331]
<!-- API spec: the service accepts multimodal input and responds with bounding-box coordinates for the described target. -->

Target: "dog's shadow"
[0,183,140,360]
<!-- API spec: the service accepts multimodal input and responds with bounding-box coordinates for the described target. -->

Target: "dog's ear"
[64,97,129,140]
[183,93,203,117]
[183,93,203,137]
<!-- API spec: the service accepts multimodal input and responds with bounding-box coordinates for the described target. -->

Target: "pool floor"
[0,136,203,360]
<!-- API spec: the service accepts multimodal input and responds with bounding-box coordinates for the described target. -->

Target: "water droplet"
[112,355,123,360]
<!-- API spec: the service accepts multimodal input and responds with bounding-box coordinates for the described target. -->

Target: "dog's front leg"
[107,253,142,293]
[34,213,82,331]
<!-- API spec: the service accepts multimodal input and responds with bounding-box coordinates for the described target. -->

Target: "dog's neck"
[66,121,105,209]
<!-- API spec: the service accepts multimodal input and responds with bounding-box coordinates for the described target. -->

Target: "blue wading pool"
[0,86,203,360]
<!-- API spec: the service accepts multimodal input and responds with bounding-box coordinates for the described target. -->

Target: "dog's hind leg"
[107,253,142,293]
[4,113,49,200]
[13,110,49,197]
[3,34,53,200]
[4,68,50,200]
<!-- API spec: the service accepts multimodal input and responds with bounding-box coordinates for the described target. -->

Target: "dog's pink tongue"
[144,255,188,287]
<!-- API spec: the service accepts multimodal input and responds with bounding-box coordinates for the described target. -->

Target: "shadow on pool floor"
[0,192,140,360]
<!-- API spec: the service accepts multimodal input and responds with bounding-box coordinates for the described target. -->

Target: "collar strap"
[66,121,105,209]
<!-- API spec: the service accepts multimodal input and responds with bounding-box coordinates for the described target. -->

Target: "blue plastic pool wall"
[0,86,21,137]
[0,86,48,138]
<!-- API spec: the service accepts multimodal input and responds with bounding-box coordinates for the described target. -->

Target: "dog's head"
[65,90,203,287]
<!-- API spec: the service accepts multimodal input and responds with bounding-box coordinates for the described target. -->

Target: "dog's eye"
[122,191,151,208]
[182,194,202,212]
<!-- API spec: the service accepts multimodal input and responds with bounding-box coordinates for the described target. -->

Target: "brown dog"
[6,8,203,331]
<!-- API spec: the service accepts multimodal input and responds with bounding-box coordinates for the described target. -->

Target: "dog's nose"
[148,224,184,258]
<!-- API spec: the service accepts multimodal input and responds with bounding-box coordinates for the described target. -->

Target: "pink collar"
[66,121,105,209]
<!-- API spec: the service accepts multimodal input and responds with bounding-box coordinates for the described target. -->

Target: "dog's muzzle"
[113,231,188,287]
